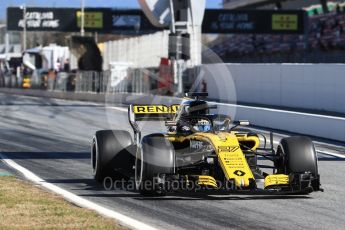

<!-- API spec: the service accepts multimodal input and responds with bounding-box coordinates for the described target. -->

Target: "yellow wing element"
[184,175,218,189]
[264,174,290,189]
[132,105,179,114]
[196,175,218,188]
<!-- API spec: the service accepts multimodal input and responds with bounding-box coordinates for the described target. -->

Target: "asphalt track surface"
[0,93,344,230]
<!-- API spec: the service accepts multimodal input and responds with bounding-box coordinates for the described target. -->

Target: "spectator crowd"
[210,8,345,63]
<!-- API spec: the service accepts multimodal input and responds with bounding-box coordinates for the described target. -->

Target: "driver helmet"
[193,119,211,132]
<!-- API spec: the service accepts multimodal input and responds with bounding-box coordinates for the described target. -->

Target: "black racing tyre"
[135,134,175,196]
[0,76,4,87]
[276,136,318,177]
[92,130,134,183]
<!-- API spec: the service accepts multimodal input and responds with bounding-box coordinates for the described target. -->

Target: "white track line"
[212,102,345,121]
[316,150,345,159]
[108,107,128,112]
[0,153,157,230]
[271,140,345,159]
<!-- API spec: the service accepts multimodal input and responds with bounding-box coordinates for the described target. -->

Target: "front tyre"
[276,136,320,191]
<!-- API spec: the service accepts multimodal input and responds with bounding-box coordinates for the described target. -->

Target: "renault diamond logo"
[234,170,246,177]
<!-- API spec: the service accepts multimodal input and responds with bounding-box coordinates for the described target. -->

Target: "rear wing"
[128,104,179,121]
[128,104,180,143]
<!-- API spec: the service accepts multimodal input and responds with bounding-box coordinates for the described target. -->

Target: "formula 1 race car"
[91,93,322,196]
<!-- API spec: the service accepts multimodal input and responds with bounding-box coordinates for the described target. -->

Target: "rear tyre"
[92,130,134,183]
[135,134,175,196]
[276,136,320,190]
[0,75,4,87]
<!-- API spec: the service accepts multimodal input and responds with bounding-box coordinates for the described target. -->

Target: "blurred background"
[0,0,344,95]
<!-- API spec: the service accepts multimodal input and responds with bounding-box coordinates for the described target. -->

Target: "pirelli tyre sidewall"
[276,136,318,177]
[92,130,133,182]
[135,134,175,195]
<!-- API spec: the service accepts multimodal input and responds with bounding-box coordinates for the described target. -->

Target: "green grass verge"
[0,176,126,229]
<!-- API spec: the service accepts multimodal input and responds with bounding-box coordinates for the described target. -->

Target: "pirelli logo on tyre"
[133,105,179,114]
[218,146,240,153]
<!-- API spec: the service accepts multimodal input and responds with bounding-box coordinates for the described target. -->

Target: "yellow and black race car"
[91,93,322,196]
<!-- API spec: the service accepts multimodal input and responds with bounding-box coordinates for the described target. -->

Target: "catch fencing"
[0,69,163,95]
[74,69,159,94]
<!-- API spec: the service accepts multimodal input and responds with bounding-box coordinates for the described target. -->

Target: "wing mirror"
[239,120,250,126]
[230,120,250,131]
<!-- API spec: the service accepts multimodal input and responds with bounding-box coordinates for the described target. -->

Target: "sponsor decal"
[272,14,298,30]
[203,9,304,34]
[77,11,103,28]
[196,120,209,126]
[113,15,140,27]
[18,11,60,28]
[133,105,179,114]
[218,146,240,152]
[190,140,203,149]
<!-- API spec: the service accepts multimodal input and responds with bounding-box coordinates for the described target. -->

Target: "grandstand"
[210,0,345,63]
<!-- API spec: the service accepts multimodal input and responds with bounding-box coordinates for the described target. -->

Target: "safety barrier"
[0,74,18,88]
[74,69,163,94]
[0,70,156,94]
[209,64,345,114]
[219,103,345,143]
